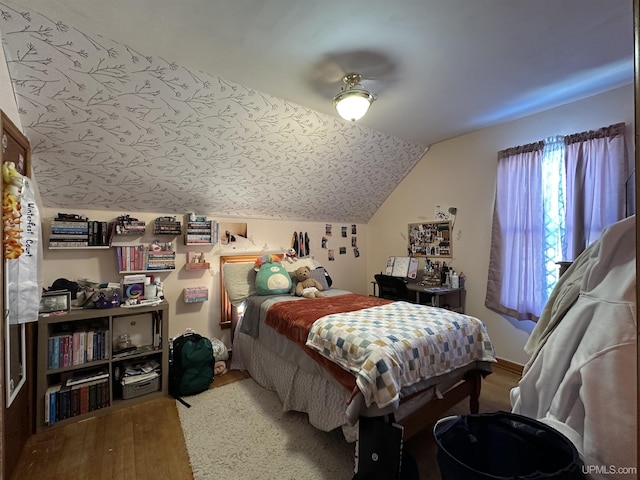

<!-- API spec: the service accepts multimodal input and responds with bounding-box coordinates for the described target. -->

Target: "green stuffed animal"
[294,266,324,298]
[254,254,291,295]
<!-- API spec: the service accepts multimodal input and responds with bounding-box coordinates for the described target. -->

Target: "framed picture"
[39,290,71,314]
[408,220,452,257]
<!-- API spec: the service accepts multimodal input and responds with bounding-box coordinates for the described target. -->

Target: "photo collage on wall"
[324,224,359,260]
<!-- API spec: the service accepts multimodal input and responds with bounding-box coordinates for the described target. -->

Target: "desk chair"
[374,274,411,301]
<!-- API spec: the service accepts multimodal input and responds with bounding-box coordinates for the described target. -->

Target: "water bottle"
[450,271,459,289]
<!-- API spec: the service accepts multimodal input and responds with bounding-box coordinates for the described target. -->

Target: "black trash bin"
[433,411,584,480]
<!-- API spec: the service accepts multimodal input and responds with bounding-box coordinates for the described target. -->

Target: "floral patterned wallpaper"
[0,3,425,223]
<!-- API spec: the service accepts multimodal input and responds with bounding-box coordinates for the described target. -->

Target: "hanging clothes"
[292,231,299,257]
[304,232,310,257]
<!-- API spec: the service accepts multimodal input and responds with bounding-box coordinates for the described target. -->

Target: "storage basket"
[434,411,584,480]
[122,375,160,399]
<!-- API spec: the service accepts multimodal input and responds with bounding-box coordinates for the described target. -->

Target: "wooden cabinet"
[36,301,169,431]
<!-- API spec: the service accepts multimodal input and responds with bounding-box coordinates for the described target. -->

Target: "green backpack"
[169,332,214,407]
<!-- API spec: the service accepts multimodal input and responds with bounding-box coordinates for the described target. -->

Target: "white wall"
[367,84,635,365]
[40,208,368,345]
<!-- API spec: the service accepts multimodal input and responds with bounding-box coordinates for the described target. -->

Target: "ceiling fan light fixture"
[333,73,375,122]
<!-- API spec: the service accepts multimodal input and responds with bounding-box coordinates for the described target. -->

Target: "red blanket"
[264,293,392,391]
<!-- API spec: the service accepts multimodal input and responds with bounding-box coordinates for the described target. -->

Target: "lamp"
[333,73,375,121]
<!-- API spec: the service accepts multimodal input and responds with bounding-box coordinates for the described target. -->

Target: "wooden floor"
[405,368,521,480]
[12,368,519,480]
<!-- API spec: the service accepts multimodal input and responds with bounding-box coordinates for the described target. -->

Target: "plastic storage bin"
[122,375,160,399]
[434,411,584,480]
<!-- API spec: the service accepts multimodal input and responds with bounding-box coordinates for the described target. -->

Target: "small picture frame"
[39,290,71,314]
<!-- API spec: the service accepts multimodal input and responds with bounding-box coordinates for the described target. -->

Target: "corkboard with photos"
[408,220,452,257]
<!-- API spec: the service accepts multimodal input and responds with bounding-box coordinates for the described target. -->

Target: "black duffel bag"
[434,411,584,480]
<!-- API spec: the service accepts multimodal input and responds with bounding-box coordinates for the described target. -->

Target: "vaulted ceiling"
[0,1,633,223]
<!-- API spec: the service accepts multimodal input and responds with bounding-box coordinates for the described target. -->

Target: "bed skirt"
[231,330,359,441]
[231,329,492,443]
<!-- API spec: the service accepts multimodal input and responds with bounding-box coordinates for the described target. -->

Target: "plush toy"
[294,266,324,298]
[283,248,298,263]
[254,254,291,295]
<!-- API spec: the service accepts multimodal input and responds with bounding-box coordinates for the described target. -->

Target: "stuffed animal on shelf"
[294,266,324,298]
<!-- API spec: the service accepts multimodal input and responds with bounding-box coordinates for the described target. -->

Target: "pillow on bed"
[314,266,333,288]
[222,262,257,306]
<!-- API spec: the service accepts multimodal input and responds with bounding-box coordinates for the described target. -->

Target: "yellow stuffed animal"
[294,266,324,298]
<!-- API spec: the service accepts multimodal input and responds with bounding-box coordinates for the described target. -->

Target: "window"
[485,123,627,321]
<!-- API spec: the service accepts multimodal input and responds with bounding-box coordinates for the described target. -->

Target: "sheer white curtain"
[485,123,627,322]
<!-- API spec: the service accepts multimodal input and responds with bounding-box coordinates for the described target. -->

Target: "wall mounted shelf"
[184,214,217,245]
[185,263,210,271]
[183,287,208,303]
[153,216,182,236]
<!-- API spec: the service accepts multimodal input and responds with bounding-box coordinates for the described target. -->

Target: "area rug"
[177,378,355,479]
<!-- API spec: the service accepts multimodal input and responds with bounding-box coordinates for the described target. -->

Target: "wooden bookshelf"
[36,301,169,431]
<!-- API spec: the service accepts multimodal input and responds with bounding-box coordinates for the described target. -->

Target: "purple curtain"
[485,123,627,322]
[563,123,627,259]
[485,142,545,321]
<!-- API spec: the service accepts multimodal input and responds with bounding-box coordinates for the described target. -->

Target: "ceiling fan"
[305,49,398,120]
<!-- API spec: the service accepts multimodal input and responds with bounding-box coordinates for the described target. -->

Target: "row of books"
[49,219,113,247]
[115,216,146,235]
[184,286,209,303]
[115,246,176,272]
[153,216,182,235]
[185,220,219,244]
[47,330,109,370]
[147,251,176,270]
[45,377,109,425]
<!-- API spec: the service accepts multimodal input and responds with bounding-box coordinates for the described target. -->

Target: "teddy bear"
[294,266,324,298]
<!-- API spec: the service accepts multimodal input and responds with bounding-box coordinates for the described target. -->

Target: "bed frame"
[219,254,484,441]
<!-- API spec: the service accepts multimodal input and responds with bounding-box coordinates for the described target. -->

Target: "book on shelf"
[121,371,159,385]
[47,330,108,369]
[50,223,89,234]
[184,286,209,303]
[184,216,218,244]
[49,240,90,248]
[45,384,61,425]
[49,217,113,247]
[65,368,109,387]
[154,216,182,235]
[46,378,109,425]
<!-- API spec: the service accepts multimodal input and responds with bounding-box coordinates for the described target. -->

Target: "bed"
[222,254,496,444]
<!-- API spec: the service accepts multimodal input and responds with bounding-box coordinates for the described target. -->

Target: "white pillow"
[222,262,256,307]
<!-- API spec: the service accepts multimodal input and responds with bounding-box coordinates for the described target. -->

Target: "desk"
[406,284,466,313]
